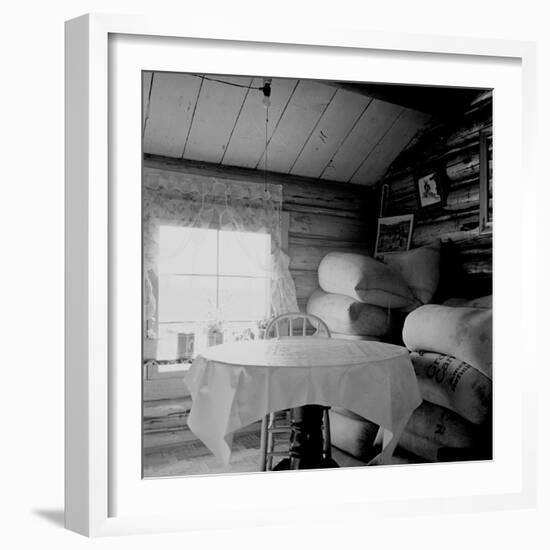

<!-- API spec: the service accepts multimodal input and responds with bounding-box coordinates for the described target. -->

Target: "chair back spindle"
[265,312,331,340]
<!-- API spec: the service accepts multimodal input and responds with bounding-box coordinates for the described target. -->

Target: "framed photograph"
[479,128,493,233]
[65,13,536,537]
[415,169,443,208]
[374,214,414,258]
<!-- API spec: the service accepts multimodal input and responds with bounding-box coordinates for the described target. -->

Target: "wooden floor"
[143,397,371,477]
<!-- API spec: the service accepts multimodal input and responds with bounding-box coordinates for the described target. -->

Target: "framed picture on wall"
[65,12,535,538]
[374,214,414,258]
[479,128,493,233]
[415,169,444,208]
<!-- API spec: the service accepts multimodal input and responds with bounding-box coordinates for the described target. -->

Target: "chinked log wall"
[378,91,493,299]
[144,156,377,310]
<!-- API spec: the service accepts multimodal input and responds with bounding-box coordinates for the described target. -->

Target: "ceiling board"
[143,72,202,157]
[255,80,336,173]
[221,78,298,169]
[184,76,252,163]
[289,89,373,179]
[351,108,431,185]
[320,99,403,182]
[142,75,437,186]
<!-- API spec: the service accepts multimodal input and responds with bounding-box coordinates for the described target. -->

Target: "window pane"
[218,231,270,277]
[219,276,269,321]
[158,226,217,275]
[158,275,216,322]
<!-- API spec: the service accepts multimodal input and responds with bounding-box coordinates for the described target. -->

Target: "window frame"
[143,212,289,381]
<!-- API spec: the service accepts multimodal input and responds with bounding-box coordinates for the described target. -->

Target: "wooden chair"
[259,312,332,471]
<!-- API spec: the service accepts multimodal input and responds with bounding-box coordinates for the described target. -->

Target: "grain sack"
[397,431,482,463]
[306,289,393,337]
[396,430,442,462]
[411,352,492,424]
[443,295,492,309]
[318,251,418,309]
[383,241,441,305]
[403,305,492,378]
[329,407,379,461]
[404,400,477,449]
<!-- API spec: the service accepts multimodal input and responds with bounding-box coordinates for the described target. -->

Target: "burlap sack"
[403,305,492,378]
[411,352,492,424]
[329,407,379,461]
[318,251,418,309]
[306,289,394,337]
[383,241,441,305]
[443,295,492,309]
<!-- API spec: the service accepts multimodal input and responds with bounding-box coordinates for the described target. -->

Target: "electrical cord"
[190,74,271,97]
[188,73,272,192]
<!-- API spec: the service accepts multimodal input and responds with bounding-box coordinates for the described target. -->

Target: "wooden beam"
[145,154,372,191]
[143,155,376,215]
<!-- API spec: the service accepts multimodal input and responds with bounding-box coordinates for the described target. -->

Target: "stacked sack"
[306,242,441,342]
[399,300,493,462]
[305,243,443,460]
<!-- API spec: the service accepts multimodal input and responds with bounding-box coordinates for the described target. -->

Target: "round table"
[184,337,421,469]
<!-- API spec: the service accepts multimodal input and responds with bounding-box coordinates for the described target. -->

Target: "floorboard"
[143,397,418,477]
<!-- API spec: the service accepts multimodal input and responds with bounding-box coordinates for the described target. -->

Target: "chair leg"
[259,415,268,471]
[262,410,294,471]
[266,412,276,470]
[322,407,332,460]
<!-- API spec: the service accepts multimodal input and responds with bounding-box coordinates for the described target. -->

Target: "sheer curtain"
[143,166,299,338]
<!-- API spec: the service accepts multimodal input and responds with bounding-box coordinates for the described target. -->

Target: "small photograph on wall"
[416,171,442,208]
[141,71,494,479]
[374,214,414,259]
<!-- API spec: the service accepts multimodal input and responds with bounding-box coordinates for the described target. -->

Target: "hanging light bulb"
[261,79,272,108]
[261,79,272,193]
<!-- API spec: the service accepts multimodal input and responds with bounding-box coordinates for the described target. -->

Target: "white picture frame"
[65,13,537,537]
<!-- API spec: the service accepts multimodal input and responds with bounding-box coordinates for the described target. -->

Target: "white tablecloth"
[184,337,422,466]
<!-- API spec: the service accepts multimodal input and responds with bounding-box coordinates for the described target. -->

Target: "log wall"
[378,91,493,299]
[144,156,377,310]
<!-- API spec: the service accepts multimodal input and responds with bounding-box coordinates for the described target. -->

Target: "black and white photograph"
[374,214,414,258]
[416,171,442,208]
[141,72,494,478]
[1,0,547,543]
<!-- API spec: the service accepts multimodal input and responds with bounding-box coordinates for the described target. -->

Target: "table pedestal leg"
[273,404,339,470]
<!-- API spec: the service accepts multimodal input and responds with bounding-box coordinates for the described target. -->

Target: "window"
[156,225,271,360]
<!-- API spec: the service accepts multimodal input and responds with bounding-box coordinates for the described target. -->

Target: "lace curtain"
[143,167,299,337]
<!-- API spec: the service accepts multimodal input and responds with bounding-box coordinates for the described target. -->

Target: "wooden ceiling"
[142,72,433,186]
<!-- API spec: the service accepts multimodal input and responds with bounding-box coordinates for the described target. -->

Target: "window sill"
[144,358,192,380]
